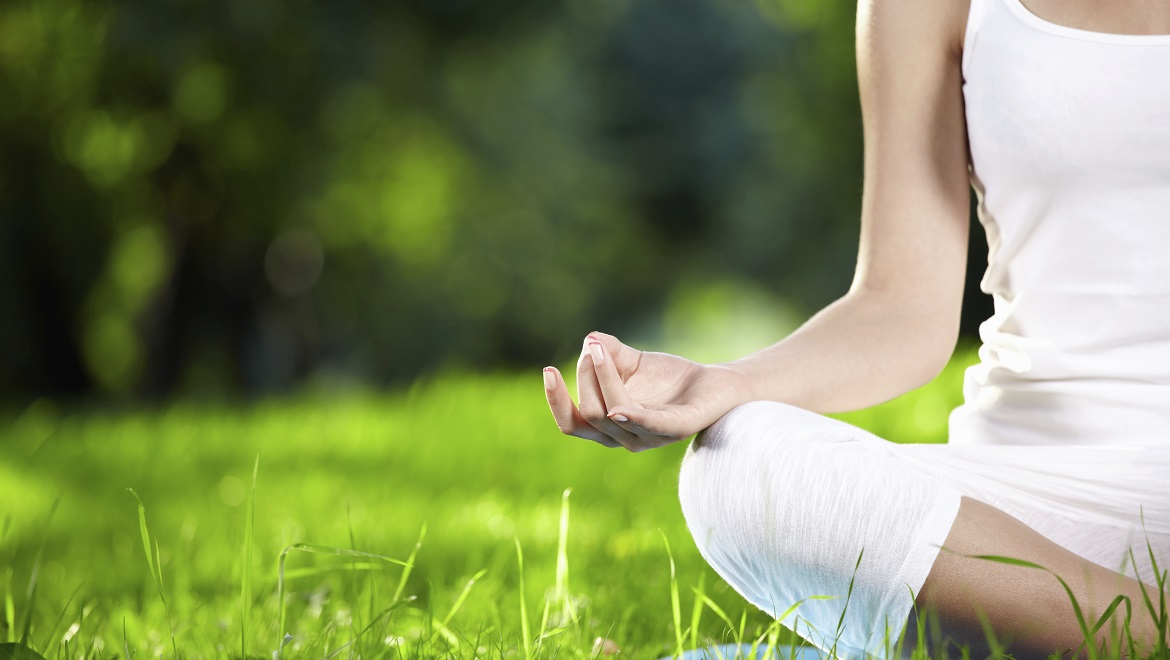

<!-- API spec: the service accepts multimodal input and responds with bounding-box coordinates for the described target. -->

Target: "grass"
[5,346,1154,658]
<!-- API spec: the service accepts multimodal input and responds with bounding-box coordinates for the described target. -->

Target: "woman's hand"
[543,332,752,451]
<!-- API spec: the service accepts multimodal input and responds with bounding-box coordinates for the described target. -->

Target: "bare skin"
[1020,0,1170,35]
[544,0,1169,655]
[915,497,1161,658]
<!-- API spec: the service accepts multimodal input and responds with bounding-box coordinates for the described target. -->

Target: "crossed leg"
[914,496,1161,658]
[679,400,1167,659]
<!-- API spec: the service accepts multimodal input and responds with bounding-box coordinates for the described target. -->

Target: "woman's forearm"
[722,288,958,414]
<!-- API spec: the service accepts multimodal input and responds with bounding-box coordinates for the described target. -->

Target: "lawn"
[0,351,977,659]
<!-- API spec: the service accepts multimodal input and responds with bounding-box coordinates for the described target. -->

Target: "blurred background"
[0,0,990,403]
[0,1,993,653]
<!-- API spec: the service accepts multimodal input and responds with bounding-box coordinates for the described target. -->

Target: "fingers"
[580,336,681,451]
[585,338,637,412]
[543,366,621,448]
[576,343,642,447]
[547,332,687,452]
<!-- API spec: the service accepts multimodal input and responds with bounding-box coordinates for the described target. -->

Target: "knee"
[677,401,853,559]
[686,400,831,464]
[676,402,878,634]
[675,402,959,653]
[678,401,846,516]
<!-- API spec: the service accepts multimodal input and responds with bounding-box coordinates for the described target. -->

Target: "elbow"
[845,283,964,389]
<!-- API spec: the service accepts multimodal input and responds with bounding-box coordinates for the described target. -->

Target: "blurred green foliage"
[0,0,988,400]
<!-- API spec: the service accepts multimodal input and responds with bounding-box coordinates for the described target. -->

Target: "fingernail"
[543,368,555,390]
[588,341,604,365]
[609,413,629,423]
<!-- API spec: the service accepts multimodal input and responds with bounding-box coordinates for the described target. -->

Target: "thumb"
[607,405,699,441]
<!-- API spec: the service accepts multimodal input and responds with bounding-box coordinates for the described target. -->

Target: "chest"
[963,8,1170,187]
[1018,0,1170,35]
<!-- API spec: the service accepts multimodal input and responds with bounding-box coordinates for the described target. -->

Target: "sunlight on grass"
[3,352,1162,658]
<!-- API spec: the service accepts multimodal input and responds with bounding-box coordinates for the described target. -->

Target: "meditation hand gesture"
[543,332,750,451]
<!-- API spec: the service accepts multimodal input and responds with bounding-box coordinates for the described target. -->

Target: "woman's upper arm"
[852,0,973,353]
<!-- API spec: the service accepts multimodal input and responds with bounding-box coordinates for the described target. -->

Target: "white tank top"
[948,0,1170,446]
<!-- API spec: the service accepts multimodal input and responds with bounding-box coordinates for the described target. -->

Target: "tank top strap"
[961,0,993,79]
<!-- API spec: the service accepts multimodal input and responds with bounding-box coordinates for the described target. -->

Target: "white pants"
[678,401,1170,657]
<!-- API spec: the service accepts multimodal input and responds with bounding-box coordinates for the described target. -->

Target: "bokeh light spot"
[657,276,801,364]
[61,110,148,188]
[218,475,246,507]
[377,132,460,270]
[174,63,229,125]
[81,313,143,392]
[0,6,42,65]
[110,224,169,309]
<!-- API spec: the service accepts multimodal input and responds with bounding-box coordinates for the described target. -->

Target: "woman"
[544,0,1170,655]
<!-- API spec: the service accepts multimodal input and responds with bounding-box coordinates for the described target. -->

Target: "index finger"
[586,340,671,452]
[585,339,636,412]
[543,367,621,448]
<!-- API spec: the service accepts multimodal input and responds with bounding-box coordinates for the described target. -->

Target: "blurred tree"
[0,0,989,401]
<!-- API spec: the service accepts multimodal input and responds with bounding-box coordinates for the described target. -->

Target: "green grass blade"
[1093,594,1128,638]
[1,520,11,645]
[152,539,165,602]
[427,619,461,650]
[971,553,1118,660]
[976,610,1006,660]
[737,609,747,648]
[18,542,42,648]
[534,623,571,643]
[790,619,803,660]
[280,562,382,581]
[537,599,551,652]
[689,572,705,652]
[240,456,258,659]
[774,598,811,624]
[1145,517,1169,640]
[391,523,427,606]
[19,497,58,649]
[40,582,81,655]
[283,543,410,566]
[4,566,14,644]
[276,545,292,650]
[967,554,1048,571]
[661,532,684,658]
[1051,573,1096,660]
[554,488,574,623]
[1129,546,1160,626]
[830,548,864,658]
[125,489,176,655]
[760,616,781,660]
[438,569,488,630]
[1086,594,1130,657]
[692,590,735,632]
[344,501,360,635]
[514,538,532,660]
[126,490,156,586]
[322,600,418,660]
[276,539,414,649]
